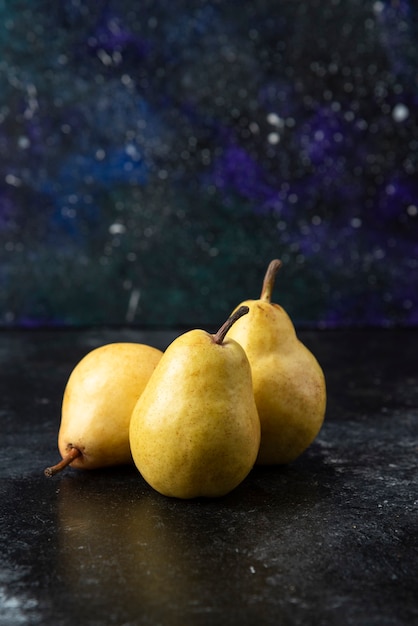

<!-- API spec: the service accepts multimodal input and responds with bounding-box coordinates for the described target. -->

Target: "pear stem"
[44,446,82,477]
[212,305,249,345]
[260,259,282,302]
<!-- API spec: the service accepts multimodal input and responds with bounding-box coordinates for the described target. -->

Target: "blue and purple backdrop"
[1,0,417,328]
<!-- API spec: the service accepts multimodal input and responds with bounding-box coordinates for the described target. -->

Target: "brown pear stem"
[44,446,82,477]
[260,259,282,302]
[212,305,249,345]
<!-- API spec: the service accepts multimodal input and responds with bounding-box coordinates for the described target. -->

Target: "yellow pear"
[227,259,326,465]
[129,307,261,499]
[44,342,163,476]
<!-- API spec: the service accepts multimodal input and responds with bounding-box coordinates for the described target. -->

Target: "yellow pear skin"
[227,260,326,465]
[129,307,261,499]
[45,342,163,476]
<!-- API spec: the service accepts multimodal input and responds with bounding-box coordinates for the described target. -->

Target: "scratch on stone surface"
[126,289,140,323]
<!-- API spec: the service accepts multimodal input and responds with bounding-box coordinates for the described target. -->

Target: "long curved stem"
[260,259,282,302]
[212,305,249,345]
[44,446,82,477]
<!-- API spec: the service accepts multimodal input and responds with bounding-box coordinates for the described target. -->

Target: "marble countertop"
[1,327,417,626]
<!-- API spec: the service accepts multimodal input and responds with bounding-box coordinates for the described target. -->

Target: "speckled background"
[1,0,417,328]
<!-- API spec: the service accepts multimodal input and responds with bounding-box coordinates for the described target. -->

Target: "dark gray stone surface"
[1,328,417,625]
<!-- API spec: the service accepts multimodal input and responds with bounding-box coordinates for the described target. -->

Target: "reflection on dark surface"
[56,464,326,624]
